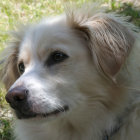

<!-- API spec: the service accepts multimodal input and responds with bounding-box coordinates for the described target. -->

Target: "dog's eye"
[18,62,25,74]
[46,51,68,66]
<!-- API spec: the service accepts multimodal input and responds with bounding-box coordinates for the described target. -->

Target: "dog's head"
[1,11,135,120]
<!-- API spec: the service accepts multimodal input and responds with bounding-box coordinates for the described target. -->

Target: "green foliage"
[0,119,14,140]
[108,0,140,27]
[0,88,7,108]
[0,87,13,140]
[119,3,140,27]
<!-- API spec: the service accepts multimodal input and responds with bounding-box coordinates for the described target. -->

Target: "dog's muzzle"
[5,86,69,119]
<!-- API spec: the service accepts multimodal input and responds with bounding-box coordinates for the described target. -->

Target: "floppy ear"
[0,29,25,90]
[67,12,135,80]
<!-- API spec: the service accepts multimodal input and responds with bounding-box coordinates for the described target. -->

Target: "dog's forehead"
[20,17,69,49]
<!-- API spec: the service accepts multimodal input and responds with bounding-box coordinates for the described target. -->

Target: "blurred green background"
[0,0,140,140]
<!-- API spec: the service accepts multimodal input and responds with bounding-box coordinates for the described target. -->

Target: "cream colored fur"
[1,6,140,140]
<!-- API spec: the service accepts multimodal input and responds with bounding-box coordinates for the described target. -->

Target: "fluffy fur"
[1,6,140,140]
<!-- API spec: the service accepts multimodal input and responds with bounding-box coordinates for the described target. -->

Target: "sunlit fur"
[1,6,140,140]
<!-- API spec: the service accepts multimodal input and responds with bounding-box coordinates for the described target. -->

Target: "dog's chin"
[15,105,69,120]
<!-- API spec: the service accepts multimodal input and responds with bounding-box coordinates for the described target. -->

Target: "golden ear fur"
[66,9,137,80]
[0,28,26,90]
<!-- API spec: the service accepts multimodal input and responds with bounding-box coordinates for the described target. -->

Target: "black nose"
[5,86,33,119]
[5,86,29,104]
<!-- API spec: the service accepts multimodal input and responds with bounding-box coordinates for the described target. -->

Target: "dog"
[0,5,140,140]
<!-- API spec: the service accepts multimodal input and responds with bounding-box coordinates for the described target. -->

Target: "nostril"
[13,89,28,102]
[14,92,26,101]
[25,89,29,95]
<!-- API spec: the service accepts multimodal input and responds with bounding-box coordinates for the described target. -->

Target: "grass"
[0,0,140,140]
[0,87,14,140]
[108,0,140,27]
[0,119,14,140]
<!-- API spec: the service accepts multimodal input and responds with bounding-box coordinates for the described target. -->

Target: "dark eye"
[46,51,68,66]
[18,62,25,74]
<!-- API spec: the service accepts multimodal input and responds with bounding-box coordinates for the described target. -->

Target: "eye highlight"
[46,51,69,66]
[18,62,25,74]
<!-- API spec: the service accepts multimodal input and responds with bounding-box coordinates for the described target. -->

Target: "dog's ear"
[67,12,135,80]
[0,29,25,90]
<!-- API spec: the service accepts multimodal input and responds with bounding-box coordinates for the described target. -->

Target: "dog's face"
[3,13,135,120]
[5,18,96,119]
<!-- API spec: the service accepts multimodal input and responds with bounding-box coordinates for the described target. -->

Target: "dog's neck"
[103,112,125,140]
[61,97,132,140]
[52,103,129,140]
